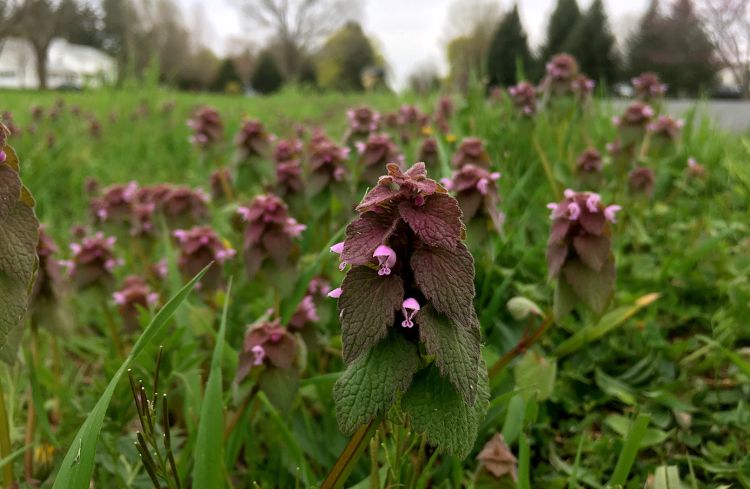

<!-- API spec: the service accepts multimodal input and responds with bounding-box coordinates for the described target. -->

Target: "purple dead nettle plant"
[158,185,210,228]
[418,137,440,173]
[273,139,305,197]
[508,81,537,117]
[539,53,579,97]
[576,148,604,188]
[629,166,656,196]
[396,104,429,143]
[91,181,139,225]
[329,162,488,459]
[237,194,305,279]
[236,319,299,385]
[434,96,454,133]
[172,226,235,291]
[187,106,224,148]
[451,137,491,168]
[547,189,620,320]
[442,164,504,234]
[613,101,654,147]
[112,276,159,332]
[632,72,668,101]
[210,168,234,202]
[647,115,683,148]
[30,226,65,328]
[345,106,381,141]
[356,133,403,184]
[687,157,706,179]
[306,134,350,197]
[60,232,123,290]
[571,74,596,102]
[235,118,272,159]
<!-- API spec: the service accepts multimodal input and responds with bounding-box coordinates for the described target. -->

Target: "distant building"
[0,37,116,89]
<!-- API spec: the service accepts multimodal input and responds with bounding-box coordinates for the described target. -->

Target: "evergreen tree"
[541,0,581,62]
[486,5,533,87]
[563,0,619,86]
[316,22,377,91]
[212,58,243,93]
[626,0,716,95]
[251,50,284,94]
[626,0,664,77]
[660,0,716,95]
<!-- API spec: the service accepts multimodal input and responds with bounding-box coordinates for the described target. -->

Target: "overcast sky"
[176,0,649,89]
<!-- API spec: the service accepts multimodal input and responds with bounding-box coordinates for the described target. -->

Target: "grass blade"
[51,265,209,489]
[608,414,651,486]
[192,278,232,488]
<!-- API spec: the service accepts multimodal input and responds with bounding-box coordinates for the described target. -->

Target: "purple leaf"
[573,234,611,272]
[562,257,616,315]
[399,193,463,249]
[341,207,399,267]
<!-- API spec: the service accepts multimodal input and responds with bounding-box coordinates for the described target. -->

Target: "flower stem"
[321,417,380,489]
[0,379,15,487]
[488,314,554,379]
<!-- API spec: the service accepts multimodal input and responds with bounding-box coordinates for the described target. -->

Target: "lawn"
[1,81,749,488]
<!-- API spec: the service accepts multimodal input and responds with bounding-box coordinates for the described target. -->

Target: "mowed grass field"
[2,84,750,488]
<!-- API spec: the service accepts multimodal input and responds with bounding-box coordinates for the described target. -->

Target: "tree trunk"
[33,43,49,90]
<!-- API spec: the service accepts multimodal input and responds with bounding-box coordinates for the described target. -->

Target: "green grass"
[3,84,750,488]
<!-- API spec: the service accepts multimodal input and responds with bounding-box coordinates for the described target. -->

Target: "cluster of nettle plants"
[0,51,699,487]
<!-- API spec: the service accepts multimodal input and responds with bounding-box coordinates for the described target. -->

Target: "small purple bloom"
[567,202,581,220]
[604,205,621,223]
[0,150,5,162]
[328,287,342,299]
[373,245,396,276]
[401,298,420,328]
[585,194,601,213]
[251,345,266,366]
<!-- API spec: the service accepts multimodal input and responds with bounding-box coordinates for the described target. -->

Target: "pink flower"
[284,218,306,237]
[604,205,621,223]
[401,298,420,328]
[567,202,581,220]
[330,242,344,254]
[328,287,342,299]
[586,193,601,213]
[0,150,5,162]
[251,345,266,366]
[373,245,396,276]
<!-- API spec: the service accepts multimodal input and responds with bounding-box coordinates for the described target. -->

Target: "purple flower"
[0,150,5,163]
[289,295,320,330]
[647,115,683,141]
[358,133,402,182]
[629,166,655,196]
[687,157,706,178]
[328,287,343,299]
[508,82,537,117]
[187,106,224,148]
[346,106,380,136]
[401,298,420,328]
[251,345,266,366]
[173,226,235,290]
[308,134,351,192]
[237,320,297,381]
[576,148,603,173]
[112,276,159,332]
[235,119,271,157]
[418,137,439,170]
[547,190,618,317]
[373,245,396,276]
[239,194,304,278]
[615,101,654,128]
[604,205,621,223]
[445,164,503,233]
[632,72,667,100]
[64,232,121,289]
[451,138,491,169]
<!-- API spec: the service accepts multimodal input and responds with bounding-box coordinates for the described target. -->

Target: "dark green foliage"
[541,0,581,61]
[316,22,377,91]
[486,5,534,87]
[563,0,619,86]
[212,58,243,93]
[626,0,717,95]
[251,50,284,95]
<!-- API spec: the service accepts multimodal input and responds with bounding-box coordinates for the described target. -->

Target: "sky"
[176,0,649,89]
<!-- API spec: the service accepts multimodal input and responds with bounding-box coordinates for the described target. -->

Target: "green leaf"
[652,466,689,489]
[562,256,616,315]
[338,266,404,364]
[514,351,557,401]
[608,414,651,486]
[0,146,39,365]
[333,331,419,435]
[51,265,208,489]
[402,361,489,460]
[595,369,636,405]
[605,414,669,448]
[411,242,479,329]
[416,305,480,405]
[554,293,660,357]
[553,277,577,322]
[192,279,231,488]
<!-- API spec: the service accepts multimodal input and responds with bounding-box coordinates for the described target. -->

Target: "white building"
[0,37,116,89]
